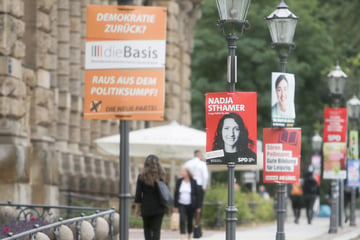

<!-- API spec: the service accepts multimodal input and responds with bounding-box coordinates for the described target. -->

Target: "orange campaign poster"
[84,5,167,120]
[86,5,166,41]
[263,128,302,183]
[205,92,257,165]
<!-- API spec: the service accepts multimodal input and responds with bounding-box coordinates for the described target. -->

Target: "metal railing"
[61,190,116,218]
[0,201,116,240]
[0,200,111,220]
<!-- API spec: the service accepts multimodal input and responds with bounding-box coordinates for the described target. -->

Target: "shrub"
[203,185,275,228]
[129,216,143,228]
[202,184,228,227]
[235,191,253,224]
[248,193,275,221]
[0,214,50,238]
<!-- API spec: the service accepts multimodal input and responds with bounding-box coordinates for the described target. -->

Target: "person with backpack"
[290,180,303,224]
[134,155,167,240]
[303,170,319,224]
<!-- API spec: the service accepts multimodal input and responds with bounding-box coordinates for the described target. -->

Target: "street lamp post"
[265,1,298,240]
[215,1,250,239]
[312,132,323,155]
[265,0,298,73]
[216,0,250,92]
[116,2,133,240]
[346,94,360,226]
[327,63,348,107]
[327,62,348,233]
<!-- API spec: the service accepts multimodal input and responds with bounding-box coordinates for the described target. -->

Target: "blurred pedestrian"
[303,170,319,224]
[185,150,209,207]
[173,166,201,240]
[134,154,167,240]
[290,180,303,224]
[344,180,359,223]
[259,185,270,200]
[344,185,352,223]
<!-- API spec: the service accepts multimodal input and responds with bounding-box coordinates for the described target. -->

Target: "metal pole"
[339,179,344,227]
[227,35,238,92]
[117,3,133,240]
[329,180,339,233]
[117,0,133,4]
[119,121,131,240]
[275,48,288,240]
[350,188,356,226]
[225,34,238,240]
[329,97,340,233]
[279,51,288,73]
[276,183,286,240]
[350,119,357,227]
[66,191,72,218]
[226,162,237,240]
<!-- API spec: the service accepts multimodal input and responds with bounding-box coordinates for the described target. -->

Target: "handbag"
[170,212,179,231]
[193,225,202,238]
[156,180,172,208]
[193,211,202,238]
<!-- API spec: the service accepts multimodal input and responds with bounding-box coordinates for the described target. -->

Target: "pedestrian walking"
[290,180,303,224]
[173,166,201,240]
[134,154,167,240]
[302,170,319,224]
[343,180,359,223]
[259,185,270,200]
[184,150,209,207]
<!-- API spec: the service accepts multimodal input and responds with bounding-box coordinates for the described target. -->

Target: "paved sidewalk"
[130,214,360,240]
[204,215,360,240]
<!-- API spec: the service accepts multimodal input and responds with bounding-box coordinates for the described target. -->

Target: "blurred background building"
[0,0,203,205]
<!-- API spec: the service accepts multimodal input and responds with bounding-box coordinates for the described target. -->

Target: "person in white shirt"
[173,167,201,240]
[184,150,209,206]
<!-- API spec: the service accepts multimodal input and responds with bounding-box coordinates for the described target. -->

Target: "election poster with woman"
[271,72,296,127]
[205,92,257,165]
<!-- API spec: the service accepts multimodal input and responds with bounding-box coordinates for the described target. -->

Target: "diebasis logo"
[91,45,103,57]
[85,40,166,70]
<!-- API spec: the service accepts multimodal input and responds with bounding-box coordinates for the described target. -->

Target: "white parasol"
[94,121,206,159]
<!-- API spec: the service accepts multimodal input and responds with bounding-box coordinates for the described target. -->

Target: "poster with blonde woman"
[271,72,296,127]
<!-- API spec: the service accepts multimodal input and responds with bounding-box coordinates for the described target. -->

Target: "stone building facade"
[0,0,202,205]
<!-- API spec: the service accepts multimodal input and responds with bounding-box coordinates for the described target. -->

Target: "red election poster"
[323,108,348,179]
[263,128,301,183]
[205,92,257,165]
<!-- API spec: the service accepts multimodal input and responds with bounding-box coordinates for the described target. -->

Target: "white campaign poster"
[271,72,296,127]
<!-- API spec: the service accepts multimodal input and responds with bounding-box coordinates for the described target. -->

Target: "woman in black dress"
[135,154,167,240]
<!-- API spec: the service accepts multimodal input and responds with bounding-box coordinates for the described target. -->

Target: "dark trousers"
[142,214,164,240]
[198,185,205,207]
[304,195,316,224]
[344,194,351,219]
[179,204,195,234]
[291,195,302,223]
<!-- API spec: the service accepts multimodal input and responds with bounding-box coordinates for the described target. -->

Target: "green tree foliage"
[190,0,359,172]
[316,0,360,97]
[317,0,360,57]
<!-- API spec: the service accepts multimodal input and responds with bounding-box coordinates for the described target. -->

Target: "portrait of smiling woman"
[271,73,295,120]
[212,112,256,163]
